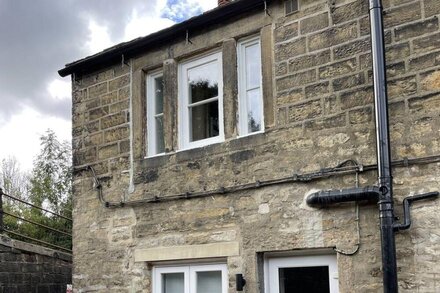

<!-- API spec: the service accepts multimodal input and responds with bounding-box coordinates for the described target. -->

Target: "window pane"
[155,116,165,153]
[188,62,219,104]
[245,44,261,89]
[162,273,184,293]
[190,101,219,142]
[196,271,222,293]
[279,266,330,293]
[246,88,262,133]
[155,76,164,114]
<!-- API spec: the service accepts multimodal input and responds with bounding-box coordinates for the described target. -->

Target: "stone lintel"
[134,242,240,262]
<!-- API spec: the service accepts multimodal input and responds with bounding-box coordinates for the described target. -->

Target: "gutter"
[58,0,269,77]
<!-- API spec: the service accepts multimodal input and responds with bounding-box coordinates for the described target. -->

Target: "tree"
[1,130,72,251]
[0,156,29,235]
[24,129,73,249]
[29,129,72,214]
[0,156,30,200]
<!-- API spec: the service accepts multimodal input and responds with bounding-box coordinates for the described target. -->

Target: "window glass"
[278,267,330,293]
[196,271,222,293]
[190,101,219,141]
[188,62,219,104]
[162,273,185,293]
[238,37,264,136]
[155,76,164,114]
[245,44,261,89]
[147,72,165,156]
[179,52,224,149]
[247,88,263,133]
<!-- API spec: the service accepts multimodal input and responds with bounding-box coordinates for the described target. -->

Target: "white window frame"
[237,36,264,137]
[265,254,339,293]
[146,70,165,157]
[178,51,224,150]
[153,263,228,293]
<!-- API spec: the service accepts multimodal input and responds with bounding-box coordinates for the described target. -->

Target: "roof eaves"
[58,0,267,77]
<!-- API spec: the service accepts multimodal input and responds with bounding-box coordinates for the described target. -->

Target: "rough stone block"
[101,113,126,129]
[387,76,417,99]
[101,91,119,105]
[383,2,421,28]
[276,69,316,91]
[332,0,369,25]
[308,22,358,51]
[394,17,439,42]
[288,99,322,122]
[288,50,331,72]
[109,75,130,92]
[340,86,374,110]
[119,140,131,154]
[104,126,129,144]
[318,58,357,79]
[324,95,339,114]
[72,89,87,104]
[277,88,304,106]
[332,73,365,91]
[409,51,440,71]
[333,38,370,60]
[274,22,298,43]
[275,62,288,76]
[275,37,307,62]
[88,106,109,121]
[349,107,372,124]
[73,147,97,166]
[385,43,410,62]
[118,86,130,100]
[425,0,440,17]
[304,113,346,131]
[420,69,440,92]
[413,32,440,54]
[408,92,440,115]
[300,13,329,34]
[305,81,330,99]
[98,144,119,160]
[88,82,108,98]
[109,100,129,114]
[386,62,406,78]
[85,120,100,134]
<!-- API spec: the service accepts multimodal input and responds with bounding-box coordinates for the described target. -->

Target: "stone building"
[59,0,440,292]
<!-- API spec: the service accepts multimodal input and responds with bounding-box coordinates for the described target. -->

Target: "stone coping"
[0,234,72,262]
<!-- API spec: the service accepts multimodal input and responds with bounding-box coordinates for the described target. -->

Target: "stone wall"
[0,235,72,293]
[70,0,440,292]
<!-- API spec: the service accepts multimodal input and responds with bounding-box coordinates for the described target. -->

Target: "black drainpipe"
[369,0,398,291]
[306,1,439,292]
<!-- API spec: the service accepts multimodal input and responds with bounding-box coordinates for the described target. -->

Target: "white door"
[266,255,339,293]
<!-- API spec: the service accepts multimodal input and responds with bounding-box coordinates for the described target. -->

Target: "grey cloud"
[0,0,157,123]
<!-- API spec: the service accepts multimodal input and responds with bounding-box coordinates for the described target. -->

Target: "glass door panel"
[196,271,222,293]
[162,273,185,293]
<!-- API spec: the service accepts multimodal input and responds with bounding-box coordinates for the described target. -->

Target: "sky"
[0,0,218,171]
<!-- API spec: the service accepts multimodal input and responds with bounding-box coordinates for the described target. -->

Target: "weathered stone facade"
[68,0,440,292]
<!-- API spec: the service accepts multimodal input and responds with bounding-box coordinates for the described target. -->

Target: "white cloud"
[48,79,71,101]
[85,20,113,54]
[123,9,175,42]
[190,0,218,11]
[0,107,71,171]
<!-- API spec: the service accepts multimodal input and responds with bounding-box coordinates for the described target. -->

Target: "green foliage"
[1,130,72,251]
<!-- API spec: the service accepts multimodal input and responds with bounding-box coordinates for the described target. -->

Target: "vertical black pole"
[0,188,4,234]
[369,0,398,292]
